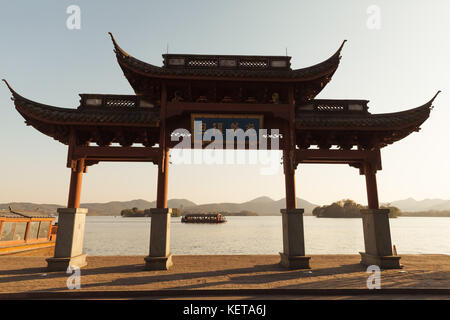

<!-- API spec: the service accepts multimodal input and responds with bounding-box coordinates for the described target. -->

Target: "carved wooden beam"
[71,146,160,164]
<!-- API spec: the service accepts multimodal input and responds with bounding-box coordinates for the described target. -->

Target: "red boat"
[0,208,57,256]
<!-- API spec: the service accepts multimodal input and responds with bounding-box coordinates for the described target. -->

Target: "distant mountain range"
[385,198,450,212]
[180,196,318,215]
[0,197,317,216]
[2,197,449,216]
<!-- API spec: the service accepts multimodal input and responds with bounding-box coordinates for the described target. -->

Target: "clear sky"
[0,1,449,206]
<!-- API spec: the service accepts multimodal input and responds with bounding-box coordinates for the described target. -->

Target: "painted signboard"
[190,114,264,142]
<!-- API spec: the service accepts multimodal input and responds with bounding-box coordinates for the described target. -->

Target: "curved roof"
[3,80,159,128]
[3,80,439,150]
[109,32,346,83]
[296,92,440,131]
[295,92,440,149]
[3,80,159,146]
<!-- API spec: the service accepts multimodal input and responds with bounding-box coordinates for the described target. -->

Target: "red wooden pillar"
[156,148,170,208]
[156,81,169,209]
[283,147,296,209]
[67,159,85,208]
[364,161,379,209]
[284,86,297,209]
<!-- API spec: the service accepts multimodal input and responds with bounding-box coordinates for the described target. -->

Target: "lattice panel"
[239,60,268,68]
[105,98,137,108]
[315,104,346,112]
[187,59,218,67]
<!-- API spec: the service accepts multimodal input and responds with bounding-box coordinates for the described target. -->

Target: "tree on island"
[171,208,181,217]
[312,199,401,218]
[120,207,146,217]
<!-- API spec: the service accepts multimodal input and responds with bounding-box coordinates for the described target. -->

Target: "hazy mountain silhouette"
[0,197,317,216]
[181,197,317,215]
[3,197,450,216]
[384,198,450,212]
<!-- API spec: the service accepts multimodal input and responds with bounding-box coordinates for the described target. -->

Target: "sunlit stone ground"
[0,254,449,299]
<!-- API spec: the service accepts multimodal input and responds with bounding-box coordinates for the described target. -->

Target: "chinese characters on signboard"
[191,114,263,142]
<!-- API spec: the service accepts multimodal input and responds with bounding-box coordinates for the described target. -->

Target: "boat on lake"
[0,208,57,256]
[181,213,227,224]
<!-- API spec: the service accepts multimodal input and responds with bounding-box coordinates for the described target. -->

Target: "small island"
[312,199,402,218]
[120,207,181,217]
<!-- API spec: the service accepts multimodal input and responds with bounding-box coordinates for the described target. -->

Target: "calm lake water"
[82,216,450,256]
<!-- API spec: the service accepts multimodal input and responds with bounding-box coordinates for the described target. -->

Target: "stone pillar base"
[360,208,402,269]
[279,252,311,269]
[144,208,173,270]
[281,208,306,257]
[280,208,309,269]
[360,252,402,269]
[46,254,87,271]
[144,253,173,270]
[47,208,87,272]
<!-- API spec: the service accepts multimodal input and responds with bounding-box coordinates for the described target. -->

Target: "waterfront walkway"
[0,254,449,299]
